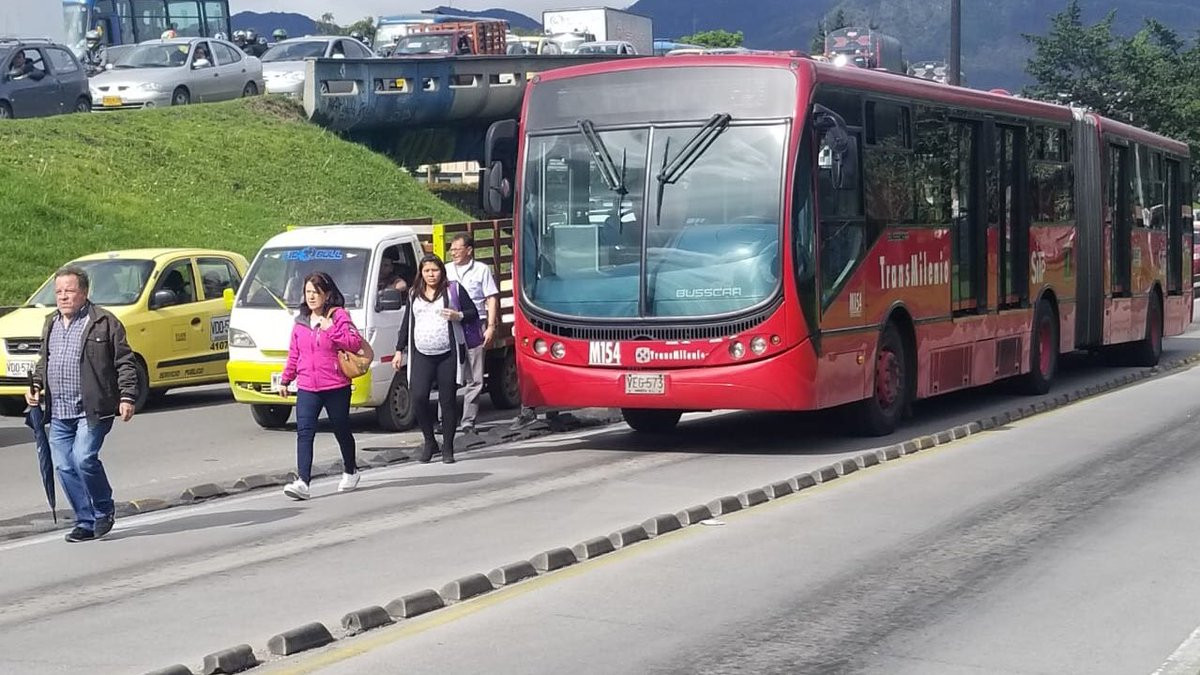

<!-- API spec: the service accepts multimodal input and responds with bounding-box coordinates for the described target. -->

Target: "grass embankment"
[0,97,469,304]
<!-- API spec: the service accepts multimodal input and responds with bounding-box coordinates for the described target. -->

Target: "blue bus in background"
[63,0,231,52]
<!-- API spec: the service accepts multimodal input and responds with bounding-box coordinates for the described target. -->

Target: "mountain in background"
[423,6,540,31]
[231,11,316,37]
[627,0,1200,89]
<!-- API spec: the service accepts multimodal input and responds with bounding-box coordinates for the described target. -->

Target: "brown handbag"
[335,311,374,378]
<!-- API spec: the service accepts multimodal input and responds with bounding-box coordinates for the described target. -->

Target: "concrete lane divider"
[340,606,393,635]
[674,504,712,526]
[763,480,794,499]
[707,496,743,516]
[789,473,818,491]
[385,589,444,619]
[641,513,682,537]
[488,561,539,586]
[143,665,193,675]
[572,536,615,561]
[440,573,494,602]
[737,488,769,508]
[811,465,839,483]
[267,622,335,656]
[530,546,577,572]
[201,644,257,674]
[608,525,649,549]
[180,483,226,502]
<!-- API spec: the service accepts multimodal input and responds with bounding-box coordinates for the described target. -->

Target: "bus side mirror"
[481,118,517,215]
[812,105,859,191]
[222,287,235,311]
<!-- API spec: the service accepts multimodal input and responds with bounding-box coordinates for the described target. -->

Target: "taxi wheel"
[133,359,150,412]
[251,404,292,429]
[0,396,24,417]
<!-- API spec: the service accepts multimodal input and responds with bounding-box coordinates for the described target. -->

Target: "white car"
[90,38,263,109]
[575,40,638,55]
[261,36,374,97]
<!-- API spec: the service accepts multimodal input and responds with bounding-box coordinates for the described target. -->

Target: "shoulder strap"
[447,281,460,311]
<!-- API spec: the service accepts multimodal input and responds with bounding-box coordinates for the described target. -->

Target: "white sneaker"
[283,479,310,500]
[337,472,360,492]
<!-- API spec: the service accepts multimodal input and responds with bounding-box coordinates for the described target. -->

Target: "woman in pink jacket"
[276,272,363,500]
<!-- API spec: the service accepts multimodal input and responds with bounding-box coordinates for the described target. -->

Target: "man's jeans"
[49,417,114,531]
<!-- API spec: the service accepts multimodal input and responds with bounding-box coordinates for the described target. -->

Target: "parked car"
[261,36,374,97]
[89,38,264,110]
[0,249,250,415]
[575,40,638,55]
[0,38,91,119]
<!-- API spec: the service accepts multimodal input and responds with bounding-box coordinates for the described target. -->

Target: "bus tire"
[487,348,521,409]
[853,322,910,436]
[251,403,292,429]
[1018,299,1058,395]
[376,374,416,431]
[1127,293,1163,367]
[621,408,682,433]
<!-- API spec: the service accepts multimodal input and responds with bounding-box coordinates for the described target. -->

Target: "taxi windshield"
[27,259,156,307]
[238,247,369,309]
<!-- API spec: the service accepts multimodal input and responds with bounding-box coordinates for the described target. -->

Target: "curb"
[135,354,1200,674]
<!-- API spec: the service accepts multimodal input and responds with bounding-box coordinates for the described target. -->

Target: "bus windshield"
[238,247,370,310]
[521,122,786,319]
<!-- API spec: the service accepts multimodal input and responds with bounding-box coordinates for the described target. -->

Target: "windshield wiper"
[576,119,626,196]
[656,113,731,186]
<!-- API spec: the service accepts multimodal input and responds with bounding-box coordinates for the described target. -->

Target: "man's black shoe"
[65,527,94,543]
[94,514,115,539]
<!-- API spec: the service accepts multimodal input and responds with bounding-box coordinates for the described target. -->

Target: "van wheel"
[1127,294,1163,367]
[251,404,292,428]
[133,359,150,412]
[1018,299,1058,395]
[0,396,24,416]
[852,322,910,436]
[377,374,416,431]
[621,408,682,433]
[487,349,521,409]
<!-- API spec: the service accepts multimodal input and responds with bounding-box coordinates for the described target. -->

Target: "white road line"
[1151,624,1200,675]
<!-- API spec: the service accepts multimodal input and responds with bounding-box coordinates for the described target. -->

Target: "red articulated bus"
[479,54,1193,435]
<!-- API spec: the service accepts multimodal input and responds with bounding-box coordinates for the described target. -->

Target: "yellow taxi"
[0,249,249,415]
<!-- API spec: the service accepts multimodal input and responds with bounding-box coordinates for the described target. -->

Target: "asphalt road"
[0,327,1199,673]
[263,355,1200,675]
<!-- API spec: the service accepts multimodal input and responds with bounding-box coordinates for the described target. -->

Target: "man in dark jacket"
[28,266,138,542]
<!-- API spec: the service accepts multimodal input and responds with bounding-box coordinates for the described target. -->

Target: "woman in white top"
[393,255,478,463]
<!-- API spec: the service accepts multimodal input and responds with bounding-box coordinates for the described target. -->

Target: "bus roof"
[529,54,1188,155]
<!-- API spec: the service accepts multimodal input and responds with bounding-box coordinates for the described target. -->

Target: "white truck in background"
[0,1,67,42]
[541,7,652,55]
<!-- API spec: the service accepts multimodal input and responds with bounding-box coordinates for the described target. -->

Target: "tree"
[812,9,849,55]
[679,29,743,49]
[344,16,376,42]
[315,12,339,36]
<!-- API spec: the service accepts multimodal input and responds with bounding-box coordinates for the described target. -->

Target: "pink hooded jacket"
[281,307,364,392]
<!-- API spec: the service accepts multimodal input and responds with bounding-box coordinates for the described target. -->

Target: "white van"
[225,222,520,430]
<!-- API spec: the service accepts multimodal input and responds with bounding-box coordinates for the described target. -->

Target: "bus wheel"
[487,348,521,409]
[621,409,682,433]
[854,322,909,436]
[1019,299,1058,395]
[1127,294,1163,367]
[251,404,292,429]
[377,375,416,431]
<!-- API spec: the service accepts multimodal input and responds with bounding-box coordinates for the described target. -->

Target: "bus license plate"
[625,373,665,395]
[102,96,122,107]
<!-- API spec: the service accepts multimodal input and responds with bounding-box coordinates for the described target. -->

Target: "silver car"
[261,36,373,97]
[89,38,264,110]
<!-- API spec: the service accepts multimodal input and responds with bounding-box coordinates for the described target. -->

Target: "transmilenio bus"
[479,54,1192,435]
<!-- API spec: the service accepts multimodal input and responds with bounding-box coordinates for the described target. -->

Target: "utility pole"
[949,0,961,86]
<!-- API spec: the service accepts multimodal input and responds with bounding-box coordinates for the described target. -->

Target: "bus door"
[1108,143,1132,297]
[950,119,985,314]
[1165,157,1183,295]
[992,124,1029,308]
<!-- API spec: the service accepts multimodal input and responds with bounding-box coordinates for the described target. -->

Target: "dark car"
[0,38,92,119]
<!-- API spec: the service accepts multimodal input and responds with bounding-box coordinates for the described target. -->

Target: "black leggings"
[410,349,458,449]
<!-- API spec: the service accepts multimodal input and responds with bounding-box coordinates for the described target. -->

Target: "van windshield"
[238,247,370,309]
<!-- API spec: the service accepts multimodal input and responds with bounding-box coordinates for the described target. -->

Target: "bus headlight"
[550,342,566,359]
[230,328,255,348]
[729,341,746,359]
[533,338,549,355]
[750,336,768,355]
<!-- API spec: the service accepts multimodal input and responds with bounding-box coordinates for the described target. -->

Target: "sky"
[230,0,564,22]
